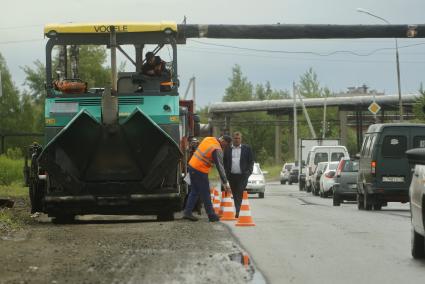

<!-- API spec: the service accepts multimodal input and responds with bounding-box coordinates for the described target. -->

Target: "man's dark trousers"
[184,166,215,217]
[229,173,249,217]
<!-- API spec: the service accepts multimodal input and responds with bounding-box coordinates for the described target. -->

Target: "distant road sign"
[368,102,381,114]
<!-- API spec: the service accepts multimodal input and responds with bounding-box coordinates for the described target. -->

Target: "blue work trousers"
[183,166,215,217]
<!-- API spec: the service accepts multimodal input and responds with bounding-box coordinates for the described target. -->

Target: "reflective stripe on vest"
[189,137,221,173]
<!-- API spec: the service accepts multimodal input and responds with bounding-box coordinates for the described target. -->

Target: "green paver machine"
[25,22,199,222]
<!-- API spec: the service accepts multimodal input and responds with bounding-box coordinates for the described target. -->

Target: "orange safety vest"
[189,137,222,173]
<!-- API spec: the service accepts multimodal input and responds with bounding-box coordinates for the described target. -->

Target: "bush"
[0,156,23,186]
[5,147,23,160]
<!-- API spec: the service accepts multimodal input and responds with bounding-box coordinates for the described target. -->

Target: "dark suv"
[357,123,425,211]
[333,158,359,206]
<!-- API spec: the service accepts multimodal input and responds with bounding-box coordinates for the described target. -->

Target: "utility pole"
[356,8,403,121]
[293,82,298,162]
[296,85,317,138]
[70,45,79,79]
[183,76,196,111]
[322,95,327,139]
[192,76,196,112]
[0,71,2,97]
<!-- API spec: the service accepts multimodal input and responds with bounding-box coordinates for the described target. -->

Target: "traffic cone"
[219,191,226,217]
[235,191,255,226]
[210,188,215,203]
[220,192,237,221]
[213,189,221,215]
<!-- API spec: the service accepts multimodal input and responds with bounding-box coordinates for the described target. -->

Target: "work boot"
[208,214,220,222]
[183,214,198,221]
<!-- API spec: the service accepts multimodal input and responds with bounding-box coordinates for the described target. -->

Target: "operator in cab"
[142,51,166,76]
[183,135,232,222]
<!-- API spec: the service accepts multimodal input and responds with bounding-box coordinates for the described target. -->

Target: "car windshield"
[331,152,345,162]
[252,164,262,175]
[284,164,292,171]
[343,160,359,172]
[314,153,328,165]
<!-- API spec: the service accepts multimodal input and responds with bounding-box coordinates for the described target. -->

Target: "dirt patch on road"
[0,208,254,284]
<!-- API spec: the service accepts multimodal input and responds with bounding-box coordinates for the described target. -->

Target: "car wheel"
[333,194,341,206]
[289,181,292,185]
[299,180,305,191]
[364,193,372,211]
[412,227,425,259]
[357,193,364,210]
[280,180,284,185]
[52,214,75,224]
[259,192,265,198]
[319,191,323,198]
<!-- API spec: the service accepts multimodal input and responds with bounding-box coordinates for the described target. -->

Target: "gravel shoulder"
[0,209,254,284]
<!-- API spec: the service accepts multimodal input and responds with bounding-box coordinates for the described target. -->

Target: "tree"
[223,65,253,102]
[254,81,290,101]
[413,83,425,122]
[78,45,111,88]
[21,60,46,105]
[298,67,322,98]
[23,45,112,100]
[0,53,21,133]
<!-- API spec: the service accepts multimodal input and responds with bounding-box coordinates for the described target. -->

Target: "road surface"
[0,212,255,284]
[226,182,425,284]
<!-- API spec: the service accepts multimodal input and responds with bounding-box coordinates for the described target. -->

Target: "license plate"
[350,184,357,189]
[382,176,404,182]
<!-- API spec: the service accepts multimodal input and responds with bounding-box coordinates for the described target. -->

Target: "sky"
[1,0,425,108]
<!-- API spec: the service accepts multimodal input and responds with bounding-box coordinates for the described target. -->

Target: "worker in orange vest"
[183,135,232,222]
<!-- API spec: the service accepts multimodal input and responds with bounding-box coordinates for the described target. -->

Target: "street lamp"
[357,8,403,121]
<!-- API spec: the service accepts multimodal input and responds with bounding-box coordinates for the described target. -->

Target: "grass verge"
[0,183,30,233]
[0,156,24,186]
[0,182,28,198]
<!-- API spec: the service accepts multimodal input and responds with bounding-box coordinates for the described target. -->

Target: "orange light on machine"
[160,81,173,92]
[371,161,376,175]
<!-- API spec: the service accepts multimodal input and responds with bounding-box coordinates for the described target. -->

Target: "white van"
[304,146,349,192]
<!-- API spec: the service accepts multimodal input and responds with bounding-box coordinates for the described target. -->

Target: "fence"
[0,133,44,155]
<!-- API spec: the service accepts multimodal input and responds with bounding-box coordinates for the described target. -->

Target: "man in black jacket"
[223,131,254,217]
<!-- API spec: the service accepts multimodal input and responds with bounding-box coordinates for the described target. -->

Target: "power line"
[188,39,425,57]
[0,38,44,45]
[0,24,43,30]
[180,46,425,64]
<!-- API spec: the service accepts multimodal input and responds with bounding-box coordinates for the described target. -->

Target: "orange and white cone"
[213,189,221,215]
[219,191,226,217]
[235,191,255,226]
[220,192,237,221]
[210,188,215,203]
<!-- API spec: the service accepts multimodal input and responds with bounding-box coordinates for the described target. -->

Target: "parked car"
[247,163,266,198]
[311,162,328,196]
[280,163,294,184]
[288,166,299,185]
[304,146,349,193]
[319,161,339,198]
[357,123,425,211]
[406,148,425,259]
[332,158,359,206]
